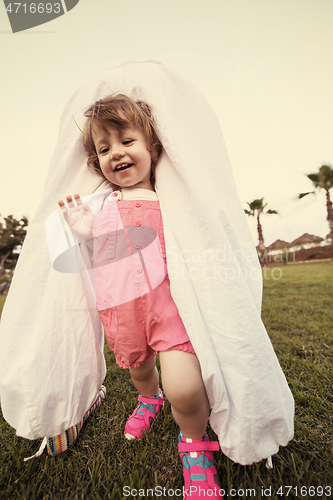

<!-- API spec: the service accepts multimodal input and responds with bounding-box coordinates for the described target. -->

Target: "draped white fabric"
[0,61,294,464]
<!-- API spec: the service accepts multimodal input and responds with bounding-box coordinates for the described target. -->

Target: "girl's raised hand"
[58,194,95,241]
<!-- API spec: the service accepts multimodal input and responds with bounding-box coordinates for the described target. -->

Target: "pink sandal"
[124,390,164,440]
[178,433,223,499]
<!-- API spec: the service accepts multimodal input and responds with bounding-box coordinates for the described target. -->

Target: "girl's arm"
[58,194,95,250]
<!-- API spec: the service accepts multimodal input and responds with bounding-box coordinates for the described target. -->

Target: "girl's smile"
[93,124,154,191]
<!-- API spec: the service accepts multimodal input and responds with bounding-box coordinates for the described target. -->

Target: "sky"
[0,0,332,246]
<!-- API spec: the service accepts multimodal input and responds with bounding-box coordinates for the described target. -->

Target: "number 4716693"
[5,3,61,14]
[277,485,331,496]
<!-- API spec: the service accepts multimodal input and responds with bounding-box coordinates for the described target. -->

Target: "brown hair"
[83,94,163,188]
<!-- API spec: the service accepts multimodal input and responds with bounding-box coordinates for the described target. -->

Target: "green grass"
[0,261,332,499]
[0,295,6,315]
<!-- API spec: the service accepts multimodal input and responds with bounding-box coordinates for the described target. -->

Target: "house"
[266,233,327,259]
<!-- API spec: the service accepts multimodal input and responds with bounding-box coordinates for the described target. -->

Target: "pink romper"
[92,190,195,369]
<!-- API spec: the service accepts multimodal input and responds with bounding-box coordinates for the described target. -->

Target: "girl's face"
[93,124,153,191]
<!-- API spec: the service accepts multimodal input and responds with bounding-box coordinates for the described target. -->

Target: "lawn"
[0,261,332,499]
[0,295,5,316]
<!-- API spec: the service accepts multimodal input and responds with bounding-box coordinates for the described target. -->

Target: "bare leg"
[129,356,160,397]
[159,350,209,439]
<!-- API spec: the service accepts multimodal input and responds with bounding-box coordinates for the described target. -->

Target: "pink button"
[109,190,121,200]
[135,202,141,208]
[135,243,141,249]
[134,221,141,227]
[136,267,142,274]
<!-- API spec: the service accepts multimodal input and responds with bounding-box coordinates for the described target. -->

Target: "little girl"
[0,62,293,499]
[58,94,223,498]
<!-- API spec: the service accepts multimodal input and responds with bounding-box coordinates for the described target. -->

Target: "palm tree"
[244,198,278,265]
[298,164,333,238]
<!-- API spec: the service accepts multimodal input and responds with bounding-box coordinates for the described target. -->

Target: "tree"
[0,215,28,279]
[298,164,333,238]
[244,198,278,265]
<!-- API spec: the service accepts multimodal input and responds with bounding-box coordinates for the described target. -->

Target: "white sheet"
[0,61,294,464]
